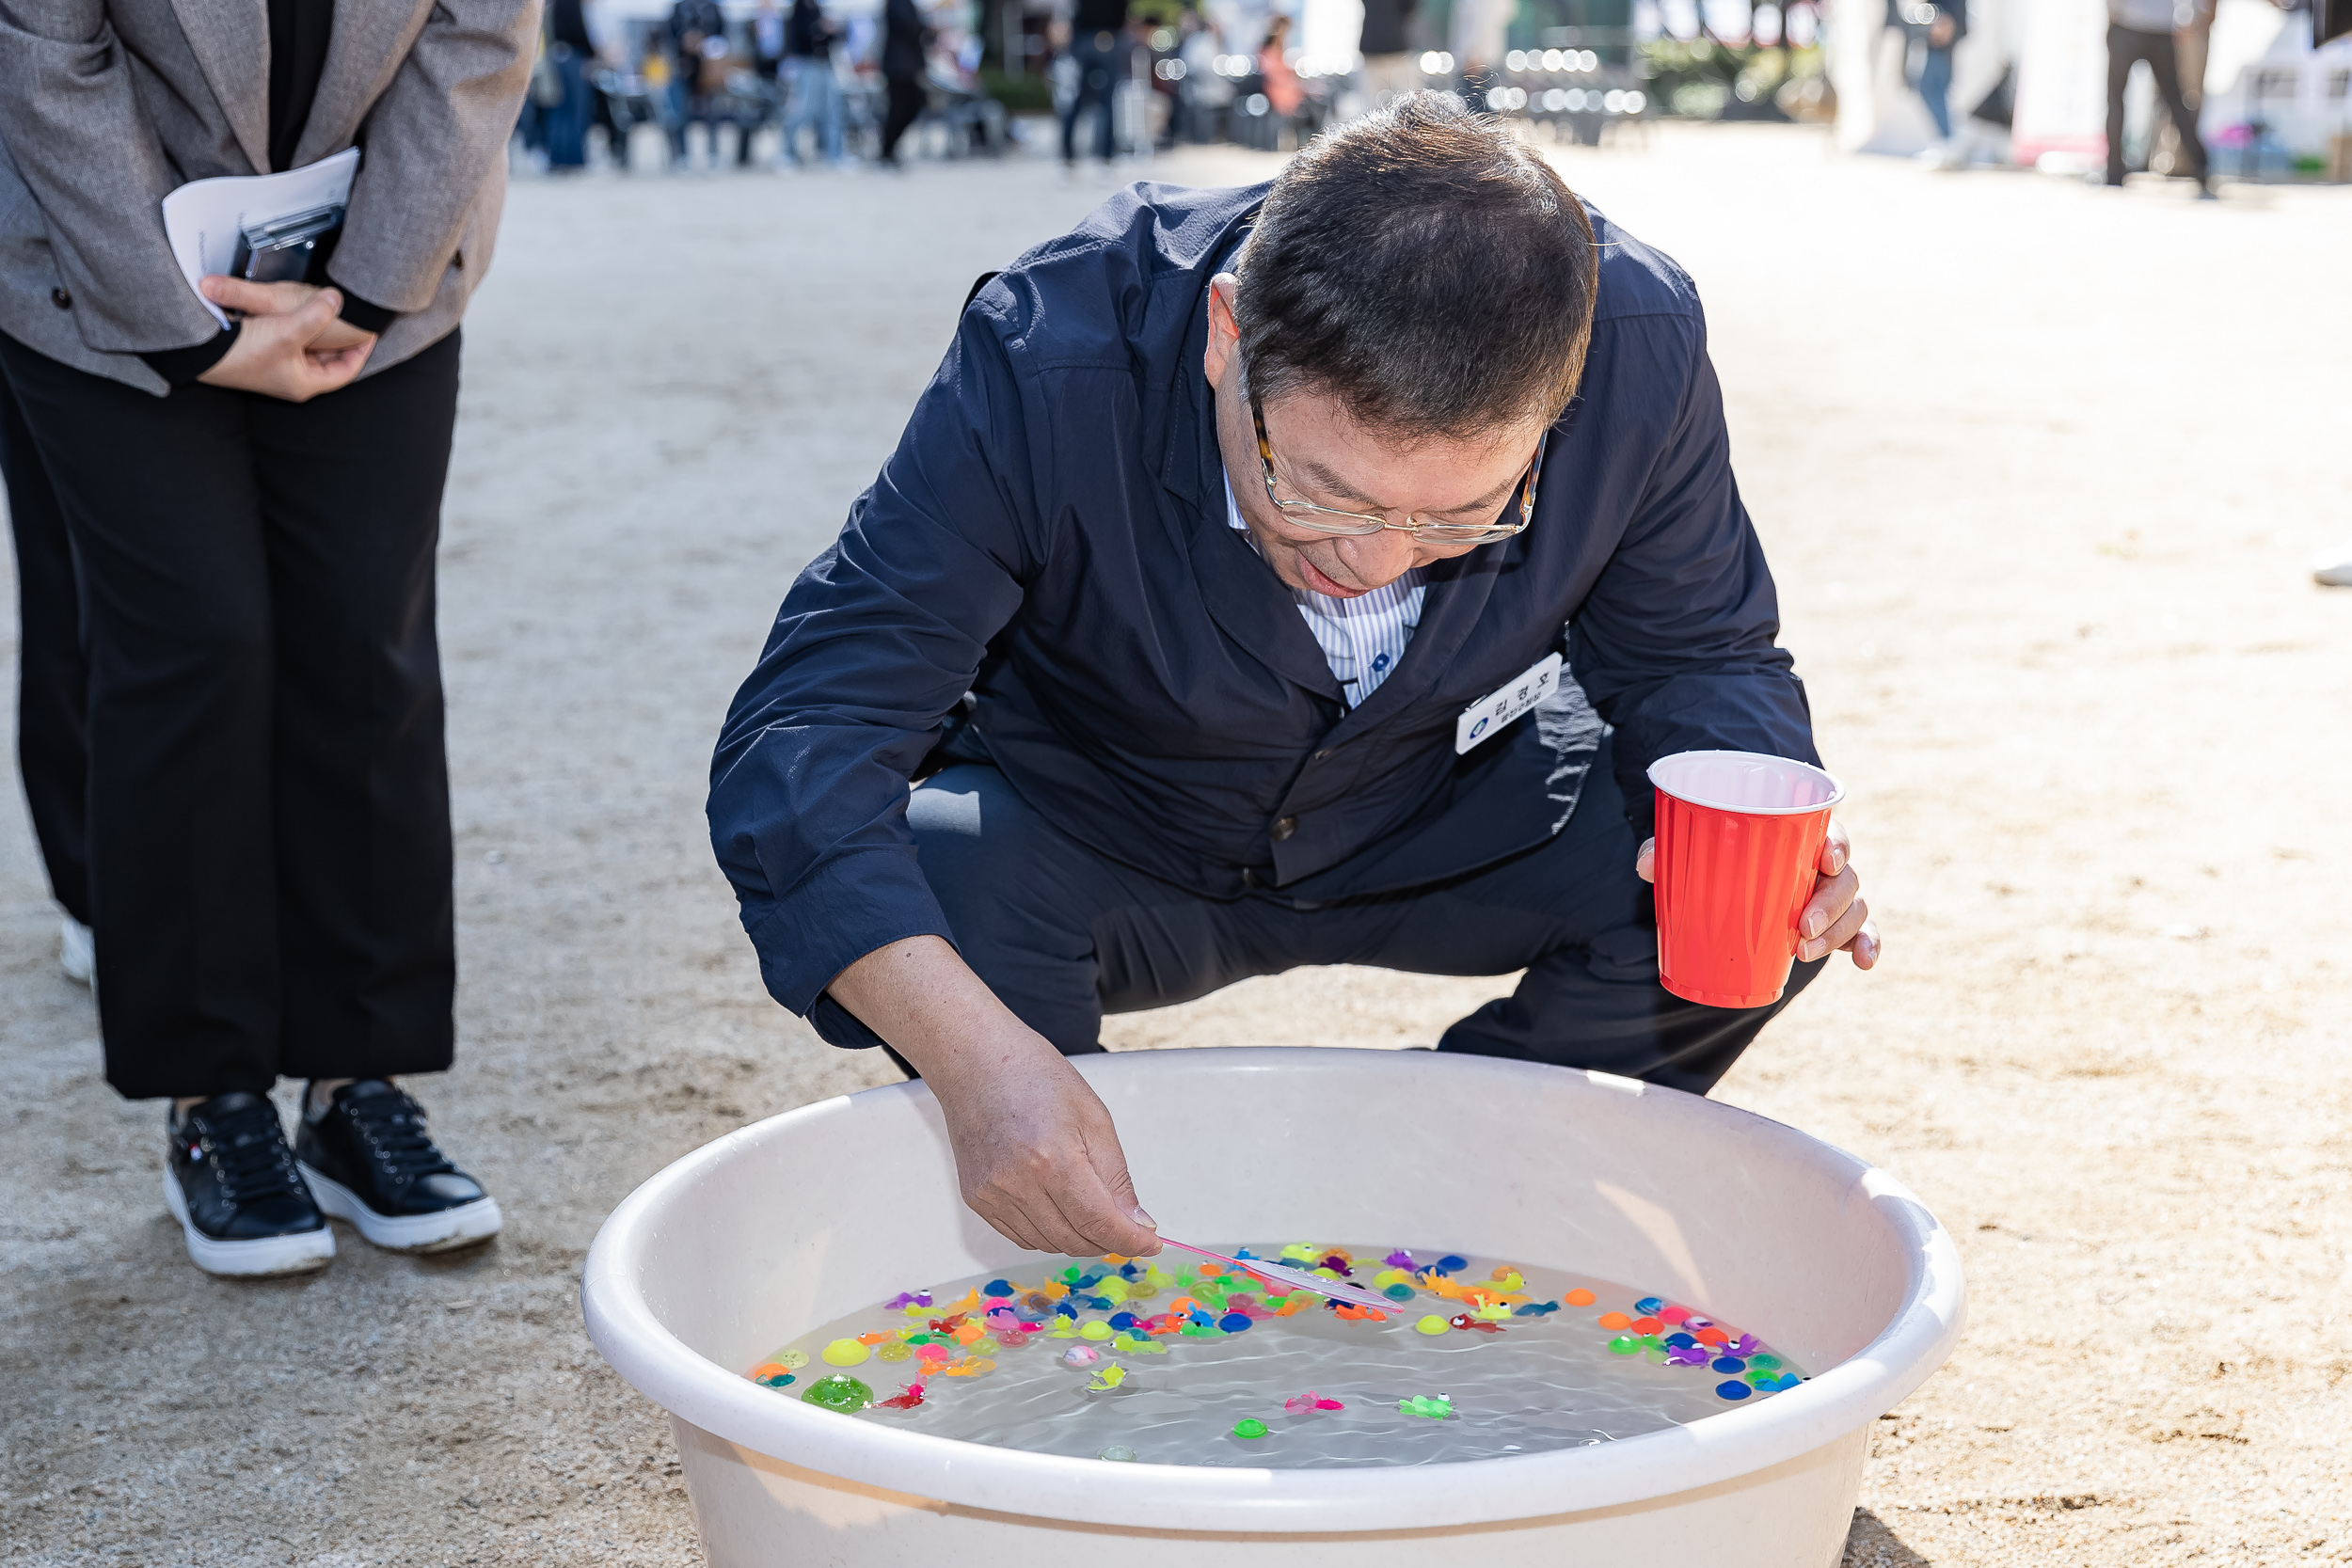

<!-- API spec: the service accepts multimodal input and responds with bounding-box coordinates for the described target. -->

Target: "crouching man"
[710,95,1878,1259]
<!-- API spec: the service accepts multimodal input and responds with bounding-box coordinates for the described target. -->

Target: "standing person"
[783,0,849,165]
[2105,0,2208,189]
[1357,0,1421,107]
[0,374,90,986]
[1449,0,1509,102]
[1059,0,1131,167]
[547,0,600,171]
[880,0,933,166]
[1258,14,1306,142]
[745,0,788,165]
[1888,0,1965,155]
[667,0,730,167]
[0,0,533,1277]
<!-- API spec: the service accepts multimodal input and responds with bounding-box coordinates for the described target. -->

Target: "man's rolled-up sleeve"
[709,310,1044,1019]
[1571,311,1819,837]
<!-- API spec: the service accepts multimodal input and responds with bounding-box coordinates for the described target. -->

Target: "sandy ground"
[4,124,2348,1566]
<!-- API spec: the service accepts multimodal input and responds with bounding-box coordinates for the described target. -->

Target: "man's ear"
[1202,273,1240,389]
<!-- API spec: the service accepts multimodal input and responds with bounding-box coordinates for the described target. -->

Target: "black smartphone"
[229,203,346,288]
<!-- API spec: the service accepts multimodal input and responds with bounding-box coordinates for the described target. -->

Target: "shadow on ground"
[1846,1508,1932,1566]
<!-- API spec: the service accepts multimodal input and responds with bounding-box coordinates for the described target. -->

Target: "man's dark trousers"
[1,369,90,926]
[2106,24,2207,186]
[0,330,463,1101]
[817,734,1823,1095]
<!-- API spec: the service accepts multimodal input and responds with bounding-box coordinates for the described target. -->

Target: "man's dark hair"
[1232,92,1599,439]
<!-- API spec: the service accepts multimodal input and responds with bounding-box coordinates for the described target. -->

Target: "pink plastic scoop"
[1156,1239,1402,1314]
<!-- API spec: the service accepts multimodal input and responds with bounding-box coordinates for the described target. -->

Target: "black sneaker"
[164,1093,335,1277]
[295,1081,502,1253]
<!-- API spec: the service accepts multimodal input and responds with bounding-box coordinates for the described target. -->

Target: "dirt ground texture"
[3,125,2347,1566]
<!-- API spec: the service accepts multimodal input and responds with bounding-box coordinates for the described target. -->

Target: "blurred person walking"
[1259,14,1307,140]
[1889,0,1963,157]
[546,0,599,171]
[667,0,730,167]
[0,0,532,1278]
[744,0,788,165]
[2105,0,2208,189]
[1059,0,1130,167]
[782,0,848,163]
[1450,0,1509,101]
[1357,0,1421,106]
[880,0,933,166]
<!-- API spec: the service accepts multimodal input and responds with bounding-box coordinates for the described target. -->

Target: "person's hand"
[1636,818,1882,970]
[922,1022,1162,1258]
[195,278,378,402]
[827,934,1161,1259]
[200,276,380,354]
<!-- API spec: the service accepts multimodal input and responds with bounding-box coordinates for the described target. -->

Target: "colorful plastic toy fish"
[1283,1391,1345,1414]
[1398,1395,1453,1419]
[1086,1364,1128,1392]
[876,1382,927,1410]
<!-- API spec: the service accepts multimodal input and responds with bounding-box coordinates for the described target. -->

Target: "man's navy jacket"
[710,181,1819,1021]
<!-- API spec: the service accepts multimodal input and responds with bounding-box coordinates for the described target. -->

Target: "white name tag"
[1454,652,1564,755]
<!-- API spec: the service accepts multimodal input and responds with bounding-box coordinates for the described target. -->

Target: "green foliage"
[1638,40,1822,119]
[980,68,1056,114]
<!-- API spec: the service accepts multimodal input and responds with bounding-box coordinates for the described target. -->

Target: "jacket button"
[1241,867,1261,888]
[50,286,72,309]
[1271,816,1298,842]
[1312,748,1332,761]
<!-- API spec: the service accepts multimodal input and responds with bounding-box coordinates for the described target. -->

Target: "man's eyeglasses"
[1249,392,1544,546]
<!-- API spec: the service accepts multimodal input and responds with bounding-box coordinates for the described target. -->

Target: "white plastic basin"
[582,1048,1963,1566]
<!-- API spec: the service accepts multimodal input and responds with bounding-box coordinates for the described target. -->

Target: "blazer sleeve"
[1569,309,1819,837]
[326,0,536,315]
[0,0,226,355]
[708,305,1049,1018]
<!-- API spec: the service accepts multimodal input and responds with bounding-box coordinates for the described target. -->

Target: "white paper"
[1454,650,1563,755]
[160,148,361,327]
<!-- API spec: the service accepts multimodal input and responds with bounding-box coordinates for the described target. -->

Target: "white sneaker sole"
[299,1162,502,1254]
[161,1167,335,1278]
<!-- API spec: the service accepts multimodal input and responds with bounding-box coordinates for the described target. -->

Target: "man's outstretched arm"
[831,938,1160,1257]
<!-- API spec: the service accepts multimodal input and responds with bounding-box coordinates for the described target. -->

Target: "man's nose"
[1336,529,1420,590]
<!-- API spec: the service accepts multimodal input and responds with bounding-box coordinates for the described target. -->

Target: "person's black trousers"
[813,733,1824,1097]
[1,368,90,926]
[882,76,925,163]
[2106,24,2207,186]
[0,330,462,1101]
[1058,35,1120,163]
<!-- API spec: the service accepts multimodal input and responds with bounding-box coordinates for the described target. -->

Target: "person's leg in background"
[1382,736,1827,1095]
[0,331,337,1278]
[1089,41,1120,161]
[2105,24,2140,185]
[779,55,812,164]
[816,66,847,162]
[2143,30,2209,188]
[1915,43,1953,140]
[665,75,691,165]
[881,76,924,165]
[0,365,93,970]
[547,45,590,169]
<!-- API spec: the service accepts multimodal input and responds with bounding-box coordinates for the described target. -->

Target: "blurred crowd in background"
[513,0,2350,185]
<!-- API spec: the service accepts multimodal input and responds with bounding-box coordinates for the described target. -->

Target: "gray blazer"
[0,0,538,396]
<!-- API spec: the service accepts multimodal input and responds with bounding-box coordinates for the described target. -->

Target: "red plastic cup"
[1647,750,1845,1010]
